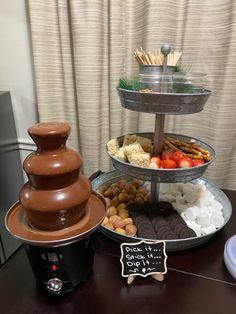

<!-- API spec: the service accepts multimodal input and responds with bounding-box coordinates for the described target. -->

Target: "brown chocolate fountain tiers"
[19,122,92,231]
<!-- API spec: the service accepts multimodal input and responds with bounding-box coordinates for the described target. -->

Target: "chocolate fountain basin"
[5,192,106,247]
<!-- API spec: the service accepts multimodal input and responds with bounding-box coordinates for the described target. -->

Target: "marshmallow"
[184,206,200,221]
[169,183,178,196]
[175,203,188,213]
[201,224,216,235]
[158,195,166,202]
[166,194,177,203]
[184,191,198,203]
[176,194,185,205]
[208,206,222,216]
[211,200,223,211]
[177,183,184,194]
[159,183,170,195]
[210,213,224,228]
[182,182,194,194]
[194,183,207,195]
[196,190,213,207]
[196,211,210,228]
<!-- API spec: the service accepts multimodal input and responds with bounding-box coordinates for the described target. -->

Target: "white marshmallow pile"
[145,182,225,237]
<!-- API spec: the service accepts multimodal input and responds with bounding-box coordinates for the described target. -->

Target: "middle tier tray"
[107,133,215,183]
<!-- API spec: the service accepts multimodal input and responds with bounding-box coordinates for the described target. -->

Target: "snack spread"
[107,134,211,169]
[99,179,224,240]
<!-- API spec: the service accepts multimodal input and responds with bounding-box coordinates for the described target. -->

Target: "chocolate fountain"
[5,122,106,294]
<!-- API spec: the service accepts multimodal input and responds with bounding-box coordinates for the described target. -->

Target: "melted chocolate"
[19,122,92,231]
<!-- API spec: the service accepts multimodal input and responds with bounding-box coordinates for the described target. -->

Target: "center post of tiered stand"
[150,44,171,203]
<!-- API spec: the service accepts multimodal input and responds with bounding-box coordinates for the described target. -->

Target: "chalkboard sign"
[120,240,167,279]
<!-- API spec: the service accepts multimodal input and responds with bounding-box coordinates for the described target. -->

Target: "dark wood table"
[0,189,236,314]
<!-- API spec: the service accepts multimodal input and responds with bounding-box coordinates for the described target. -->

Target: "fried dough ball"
[133,179,143,188]
[99,185,107,195]
[118,179,127,190]
[112,187,121,196]
[136,192,145,199]
[104,223,114,230]
[123,217,133,226]
[118,192,129,203]
[115,227,127,235]
[128,193,135,201]
[117,203,126,211]
[110,196,120,207]
[134,196,144,204]
[104,189,113,199]
[118,209,129,219]
[125,224,137,236]
[107,206,117,217]
[102,216,109,225]
[109,215,119,224]
[113,217,126,229]
[139,188,149,196]
[124,183,137,194]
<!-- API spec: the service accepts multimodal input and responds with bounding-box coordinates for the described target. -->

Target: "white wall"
[0,0,37,143]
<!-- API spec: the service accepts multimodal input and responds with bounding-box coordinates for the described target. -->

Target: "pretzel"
[163,137,211,162]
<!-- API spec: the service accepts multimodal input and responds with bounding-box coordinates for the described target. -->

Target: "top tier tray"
[117,88,211,115]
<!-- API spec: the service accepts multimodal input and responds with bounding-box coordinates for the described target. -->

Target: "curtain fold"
[27,0,236,189]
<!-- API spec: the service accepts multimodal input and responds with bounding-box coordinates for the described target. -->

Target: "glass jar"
[138,64,175,92]
[139,73,173,92]
[173,72,207,93]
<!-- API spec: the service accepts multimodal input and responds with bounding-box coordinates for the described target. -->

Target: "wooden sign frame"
[120,240,167,284]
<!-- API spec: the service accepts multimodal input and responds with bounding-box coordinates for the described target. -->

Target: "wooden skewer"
[134,47,182,66]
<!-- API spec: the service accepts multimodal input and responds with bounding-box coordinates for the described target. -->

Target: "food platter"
[117,88,211,115]
[107,132,215,183]
[92,170,232,251]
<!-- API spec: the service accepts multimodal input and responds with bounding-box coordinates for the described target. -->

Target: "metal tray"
[117,88,211,115]
[107,133,215,183]
[92,170,232,251]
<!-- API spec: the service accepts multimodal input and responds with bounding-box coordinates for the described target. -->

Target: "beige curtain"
[27,0,236,190]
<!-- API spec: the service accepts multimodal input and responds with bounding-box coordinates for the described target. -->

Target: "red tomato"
[192,159,204,167]
[177,157,193,168]
[171,151,183,162]
[163,159,177,169]
[150,156,162,168]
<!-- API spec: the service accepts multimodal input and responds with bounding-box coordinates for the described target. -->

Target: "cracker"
[107,138,120,156]
[124,142,144,159]
[114,147,126,162]
[128,152,150,168]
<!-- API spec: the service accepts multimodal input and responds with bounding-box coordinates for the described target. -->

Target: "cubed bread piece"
[128,152,150,167]
[123,134,137,146]
[107,138,120,156]
[136,136,153,153]
[124,142,144,159]
[114,147,127,161]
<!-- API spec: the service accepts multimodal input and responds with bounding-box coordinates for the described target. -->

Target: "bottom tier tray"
[92,170,232,251]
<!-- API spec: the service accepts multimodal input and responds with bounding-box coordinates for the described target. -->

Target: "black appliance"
[25,236,94,294]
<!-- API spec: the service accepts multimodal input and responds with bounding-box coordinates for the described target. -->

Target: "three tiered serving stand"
[92,45,232,251]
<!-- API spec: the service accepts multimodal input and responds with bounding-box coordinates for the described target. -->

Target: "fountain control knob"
[47,278,63,294]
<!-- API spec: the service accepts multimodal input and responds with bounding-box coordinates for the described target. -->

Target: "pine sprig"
[118,77,141,91]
